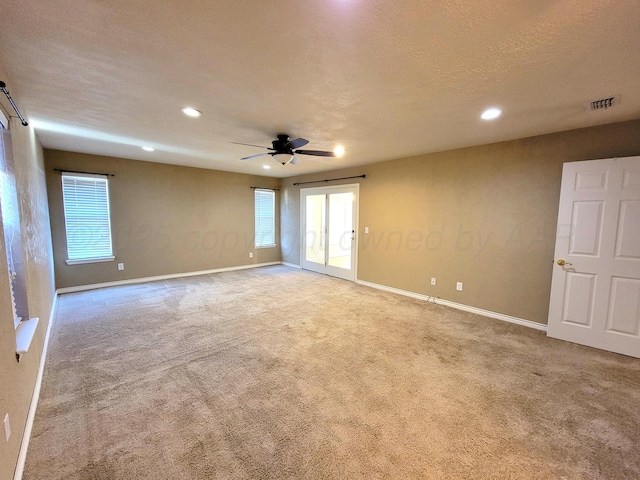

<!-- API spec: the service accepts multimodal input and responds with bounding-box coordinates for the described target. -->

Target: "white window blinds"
[255,189,275,247]
[62,174,114,262]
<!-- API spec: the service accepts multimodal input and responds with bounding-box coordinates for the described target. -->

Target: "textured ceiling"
[1,0,639,178]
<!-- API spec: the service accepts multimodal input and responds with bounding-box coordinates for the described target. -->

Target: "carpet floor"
[23,266,640,479]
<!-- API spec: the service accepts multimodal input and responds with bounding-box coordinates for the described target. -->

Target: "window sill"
[16,317,39,361]
[66,256,115,265]
[255,245,277,249]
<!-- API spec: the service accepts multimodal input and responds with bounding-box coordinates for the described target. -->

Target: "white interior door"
[301,185,358,281]
[547,156,640,358]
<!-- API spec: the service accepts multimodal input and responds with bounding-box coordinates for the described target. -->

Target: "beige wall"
[282,119,640,325]
[0,81,56,479]
[45,150,281,289]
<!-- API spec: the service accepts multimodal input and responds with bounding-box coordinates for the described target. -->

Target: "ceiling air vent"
[585,94,621,111]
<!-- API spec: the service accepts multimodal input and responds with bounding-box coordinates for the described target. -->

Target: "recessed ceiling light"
[263,165,271,170]
[333,145,345,157]
[481,108,502,120]
[142,146,154,152]
[181,107,202,117]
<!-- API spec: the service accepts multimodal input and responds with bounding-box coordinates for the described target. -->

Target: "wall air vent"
[585,94,620,111]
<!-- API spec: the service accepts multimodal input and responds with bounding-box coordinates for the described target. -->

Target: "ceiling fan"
[232,134,337,165]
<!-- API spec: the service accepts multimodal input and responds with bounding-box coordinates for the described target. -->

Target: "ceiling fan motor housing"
[272,134,294,154]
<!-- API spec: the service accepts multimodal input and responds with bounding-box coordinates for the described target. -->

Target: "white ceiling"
[1,0,639,178]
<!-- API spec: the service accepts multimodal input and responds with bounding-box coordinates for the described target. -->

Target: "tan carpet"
[23,266,640,479]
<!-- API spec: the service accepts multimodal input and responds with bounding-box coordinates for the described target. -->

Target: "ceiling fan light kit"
[234,134,339,165]
[273,153,294,165]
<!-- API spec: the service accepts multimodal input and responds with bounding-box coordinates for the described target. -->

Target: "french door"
[547,156,640,358]
[301,184,359,281]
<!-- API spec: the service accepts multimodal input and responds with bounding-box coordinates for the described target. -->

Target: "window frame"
[254,188,276,248]
[61,172,115,265]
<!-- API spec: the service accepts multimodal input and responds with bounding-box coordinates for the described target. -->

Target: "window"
[255,189,275,247]
[61,173,114,264]
[1,124,27,329]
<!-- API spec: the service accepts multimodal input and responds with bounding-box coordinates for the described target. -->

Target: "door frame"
[300,183,360,281]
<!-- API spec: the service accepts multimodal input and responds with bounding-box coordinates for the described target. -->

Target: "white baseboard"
[281,262,301,269]
[14,292,58,480]
[56,262,282,294]
[355,279,547,332]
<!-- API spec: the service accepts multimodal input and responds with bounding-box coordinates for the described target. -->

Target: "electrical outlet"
[431,277,436,286]
[456,282,463,291]
[4,413,10,442]
[249,252,254,258]
[117,263,124,271]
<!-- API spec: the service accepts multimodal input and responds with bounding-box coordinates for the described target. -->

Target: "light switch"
[4,414,10,442]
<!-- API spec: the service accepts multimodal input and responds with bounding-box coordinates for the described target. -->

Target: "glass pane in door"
[328,192,353,269]
[305,194,326,265]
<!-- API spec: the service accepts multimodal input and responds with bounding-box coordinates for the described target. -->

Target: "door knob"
[557,259,573,266]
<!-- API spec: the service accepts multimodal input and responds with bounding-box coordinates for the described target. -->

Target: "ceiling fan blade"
[286,138,309,150]
[294,149,336,157]
[231,141,272,149]
[241,152,271,161]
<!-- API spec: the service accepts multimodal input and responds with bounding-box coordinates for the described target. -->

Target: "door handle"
[557,259,573,266]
